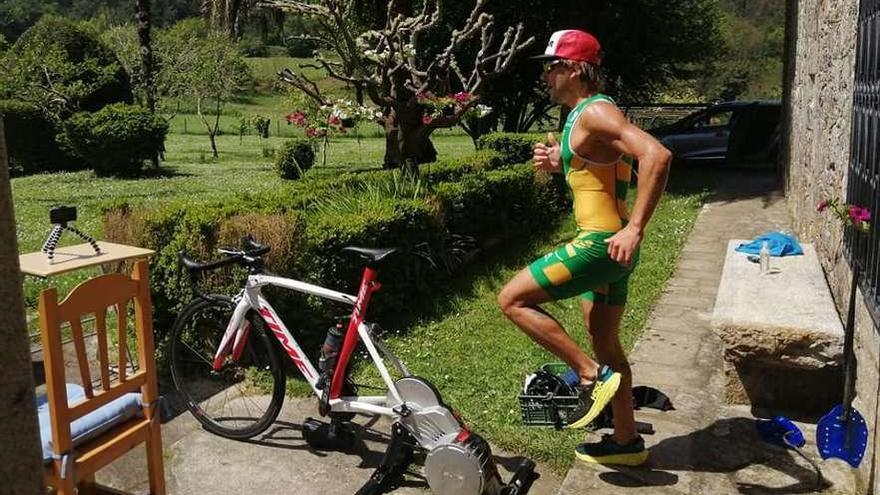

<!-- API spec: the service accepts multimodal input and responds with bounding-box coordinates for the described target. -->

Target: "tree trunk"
[273,10,284,39]
[382,108,437,170]
[209,132,219,158]
[227,0,243,39]
[259,12,269,45]
[196,96,221,158]
[136,0,155,113]
[135,0,159,168]
[0,117,45,495]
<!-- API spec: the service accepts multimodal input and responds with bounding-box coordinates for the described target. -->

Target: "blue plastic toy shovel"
[757,416,823,489]
[817,263,869,468]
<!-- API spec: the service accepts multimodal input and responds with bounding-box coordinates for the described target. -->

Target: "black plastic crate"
[518,363,578,428]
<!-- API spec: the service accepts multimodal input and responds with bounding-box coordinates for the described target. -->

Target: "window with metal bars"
[846,0,880,323]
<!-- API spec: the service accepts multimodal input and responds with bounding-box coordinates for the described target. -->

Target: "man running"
[498,29,671,466]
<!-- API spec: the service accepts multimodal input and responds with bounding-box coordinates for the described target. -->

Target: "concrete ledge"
[712,241,843,414]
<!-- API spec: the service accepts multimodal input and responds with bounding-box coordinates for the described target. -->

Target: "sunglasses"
[542,60,565,73]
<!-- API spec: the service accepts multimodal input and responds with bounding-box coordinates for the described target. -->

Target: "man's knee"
[497,286,520,317]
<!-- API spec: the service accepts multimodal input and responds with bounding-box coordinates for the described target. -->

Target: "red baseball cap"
[532,30,602,65]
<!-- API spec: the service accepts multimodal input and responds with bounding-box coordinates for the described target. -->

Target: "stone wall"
[784,1,880,493]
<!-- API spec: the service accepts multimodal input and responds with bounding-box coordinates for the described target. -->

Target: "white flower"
[476,104,492,117]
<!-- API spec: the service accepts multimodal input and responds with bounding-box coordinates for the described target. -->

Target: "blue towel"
[735,232,803,257]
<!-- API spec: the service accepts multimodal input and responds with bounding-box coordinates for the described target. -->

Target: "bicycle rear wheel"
[169,296,286,439]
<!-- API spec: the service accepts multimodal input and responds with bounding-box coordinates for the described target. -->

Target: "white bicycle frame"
[212,272,412,418]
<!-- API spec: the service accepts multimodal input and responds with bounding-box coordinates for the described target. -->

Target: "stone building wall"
[784,1,879,492]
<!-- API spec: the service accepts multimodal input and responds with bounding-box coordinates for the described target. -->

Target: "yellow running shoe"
[575,434,648,466]
[565,365,621,429]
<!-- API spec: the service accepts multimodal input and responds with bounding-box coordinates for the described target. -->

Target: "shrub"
[58,103,168,177]
[3,16,133,118]
[433,164,561,239]
[286,37,318,57]
[0,100,81,175]
[238,37,269,57]
[421,149,505,184]
[276,139,315,180]
[477,132,542,165]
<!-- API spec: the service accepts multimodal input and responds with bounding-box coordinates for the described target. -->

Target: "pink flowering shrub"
[417,91,491,125]
[817,198,872,233]
[285,98,380,141]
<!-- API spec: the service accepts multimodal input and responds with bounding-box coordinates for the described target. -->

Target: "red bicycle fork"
[212,321,252,371]
[329,266,381,399]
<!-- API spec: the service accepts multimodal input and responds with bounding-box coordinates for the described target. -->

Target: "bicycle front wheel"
[169,296,286,439]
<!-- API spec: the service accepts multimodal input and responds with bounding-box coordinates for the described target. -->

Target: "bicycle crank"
[367,377,537,495]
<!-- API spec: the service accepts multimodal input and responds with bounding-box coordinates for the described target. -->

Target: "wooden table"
[19,241,154,278]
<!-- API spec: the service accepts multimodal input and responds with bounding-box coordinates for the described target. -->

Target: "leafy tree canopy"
[156,18,253,156]
[696,0,784,100]
[0,15,132,119]
[409,0,721,132]
[0,0,200,41]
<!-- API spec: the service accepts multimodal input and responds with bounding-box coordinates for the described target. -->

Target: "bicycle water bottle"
[318,323,344,377]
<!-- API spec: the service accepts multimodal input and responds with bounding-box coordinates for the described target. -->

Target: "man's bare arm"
[580,103,672,264]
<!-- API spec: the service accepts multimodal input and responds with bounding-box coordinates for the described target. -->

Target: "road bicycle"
[170,237,535,495]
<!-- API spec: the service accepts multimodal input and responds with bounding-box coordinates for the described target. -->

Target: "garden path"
[558,169,856,495]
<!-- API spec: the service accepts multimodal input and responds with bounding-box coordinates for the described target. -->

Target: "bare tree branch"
[256,0,329,17]
[278,68,327,105]
[261,0,534,166]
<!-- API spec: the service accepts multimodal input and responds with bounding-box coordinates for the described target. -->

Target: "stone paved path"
[558,170,856,495]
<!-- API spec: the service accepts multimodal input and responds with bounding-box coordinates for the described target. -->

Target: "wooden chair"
[37,260,165,495]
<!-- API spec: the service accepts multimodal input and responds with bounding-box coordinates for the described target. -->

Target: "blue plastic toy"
[757,416,823,489]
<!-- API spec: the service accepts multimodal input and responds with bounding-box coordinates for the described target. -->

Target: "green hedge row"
[420,149,506,183]
[477,132,544,165]
[0,100,80,175]
[1,100,166,177]
[103,150,567,338]
[59,103,168,177]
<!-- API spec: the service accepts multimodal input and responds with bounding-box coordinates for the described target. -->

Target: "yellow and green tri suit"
[529,94,638,305]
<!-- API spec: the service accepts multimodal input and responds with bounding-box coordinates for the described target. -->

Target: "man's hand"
[533,132,562,173]
[604,224,643,266]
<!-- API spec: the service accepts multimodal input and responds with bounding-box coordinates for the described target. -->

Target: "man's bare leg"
[498,267,601,383]
[581,299,637,444]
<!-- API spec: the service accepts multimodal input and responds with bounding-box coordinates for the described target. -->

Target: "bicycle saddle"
[341,246,399,263]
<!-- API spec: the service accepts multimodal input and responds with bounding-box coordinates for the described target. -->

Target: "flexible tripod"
[41,222,101,264]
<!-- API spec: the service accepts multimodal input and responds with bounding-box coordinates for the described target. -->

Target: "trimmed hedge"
[434,164,560,239]
[421,149,506,183]
[0,100,79,175]
[477,132,543,165]
[103,144,567,337]
[59,103,168,177]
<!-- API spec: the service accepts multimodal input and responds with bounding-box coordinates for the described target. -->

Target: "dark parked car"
[649,100,782,166]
